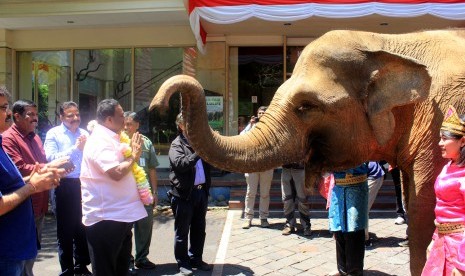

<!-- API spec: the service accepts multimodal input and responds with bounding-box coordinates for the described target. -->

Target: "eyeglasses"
[0,104,9,111]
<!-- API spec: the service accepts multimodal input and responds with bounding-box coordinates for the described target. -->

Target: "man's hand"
[131,132,142,161]
[46,157,70,170]
[249,116,257,126]
[28,163,62,193]
[45,157,75,175]
[76,135,87,151]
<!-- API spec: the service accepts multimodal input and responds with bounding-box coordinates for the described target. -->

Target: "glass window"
[133,47,184,158]
[16,45,227,169]
[230,46,284,135]
[17,51,71,140]
[133,44,226,169]
[74,49,131,127]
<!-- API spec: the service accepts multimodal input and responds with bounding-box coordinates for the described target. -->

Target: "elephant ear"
[364,50,432,146]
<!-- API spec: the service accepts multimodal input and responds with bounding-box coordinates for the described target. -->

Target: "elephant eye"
[297,102,317,112]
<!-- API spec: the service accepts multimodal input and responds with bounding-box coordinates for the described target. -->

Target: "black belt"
[194,183,205,190]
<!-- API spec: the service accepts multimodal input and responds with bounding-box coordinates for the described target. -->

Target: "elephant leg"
[405,169,436,276]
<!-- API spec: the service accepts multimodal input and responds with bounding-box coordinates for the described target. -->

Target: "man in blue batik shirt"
[44,101,91,276]
[328,163,369,276]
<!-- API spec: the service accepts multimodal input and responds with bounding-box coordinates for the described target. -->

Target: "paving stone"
[249,264,274,275]
[36,210,410,276]
[277,265,304,275]
[249,256,274,266]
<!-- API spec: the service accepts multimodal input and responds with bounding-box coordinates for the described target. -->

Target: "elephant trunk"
[149,75,304,173]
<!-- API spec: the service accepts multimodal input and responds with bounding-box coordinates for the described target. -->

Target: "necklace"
[120,132,154,205]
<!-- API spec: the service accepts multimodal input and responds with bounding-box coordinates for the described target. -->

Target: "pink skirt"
[422,230,463,276]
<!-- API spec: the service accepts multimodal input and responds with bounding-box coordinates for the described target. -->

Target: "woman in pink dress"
[422,106,465,276]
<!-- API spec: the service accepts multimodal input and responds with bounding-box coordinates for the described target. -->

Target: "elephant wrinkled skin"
[150,29,465,275]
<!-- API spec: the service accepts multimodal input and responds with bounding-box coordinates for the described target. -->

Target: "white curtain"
[189,1,465,52]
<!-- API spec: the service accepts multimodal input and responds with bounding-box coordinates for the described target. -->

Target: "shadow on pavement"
[365,270,403,276]
[131,263,254,276]
[36,214,57,262]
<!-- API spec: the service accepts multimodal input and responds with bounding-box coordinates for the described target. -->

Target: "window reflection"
[17,45,226,168]
[133,47,184,156]
[17,51,71,140]
[237,47,283,126]
[74,49,131,127]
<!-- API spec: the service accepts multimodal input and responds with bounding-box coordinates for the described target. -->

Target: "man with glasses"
[0,86,64,276]
[0,94,12,133]
[2,99,70,275]
[44,101,91,276]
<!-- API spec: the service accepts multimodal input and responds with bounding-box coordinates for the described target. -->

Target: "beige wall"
[10,25,196,50]
[0,47,12,91]
[0,29,12,91]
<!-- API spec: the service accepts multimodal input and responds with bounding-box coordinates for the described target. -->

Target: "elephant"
[150,29,465,275]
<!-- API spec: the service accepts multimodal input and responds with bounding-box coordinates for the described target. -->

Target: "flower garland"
[120,132,154,205]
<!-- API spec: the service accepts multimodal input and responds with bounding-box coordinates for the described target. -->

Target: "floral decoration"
[120,132,154,205]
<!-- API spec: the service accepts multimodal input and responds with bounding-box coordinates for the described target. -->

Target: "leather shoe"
[303,226,312,236]
[179,266,193,276]
[135,259,156,270]
[191,261,213,271]
[260,219,270,228]
[282,224,295,235]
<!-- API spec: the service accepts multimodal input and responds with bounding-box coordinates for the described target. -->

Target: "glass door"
[229,46,284,134]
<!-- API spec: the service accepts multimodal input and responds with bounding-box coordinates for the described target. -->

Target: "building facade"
[1,0,464,167]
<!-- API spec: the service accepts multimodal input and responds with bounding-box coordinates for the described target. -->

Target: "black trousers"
[334,230,365,276]
[85,220,133,276]
[55,178,90,275]
[171,187,208,268]
[390,168,406,216]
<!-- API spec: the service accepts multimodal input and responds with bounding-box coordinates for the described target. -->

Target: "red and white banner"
[188,0,465,52]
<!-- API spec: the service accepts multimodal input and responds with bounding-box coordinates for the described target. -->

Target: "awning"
[188,0,465,52]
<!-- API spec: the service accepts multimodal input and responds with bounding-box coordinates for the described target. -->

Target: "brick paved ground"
[35,208,410,276]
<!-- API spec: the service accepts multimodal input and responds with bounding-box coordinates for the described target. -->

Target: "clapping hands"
[27,162,64,193]
[76,135,87,151]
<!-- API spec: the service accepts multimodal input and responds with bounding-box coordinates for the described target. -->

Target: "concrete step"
[157,170,399,211]
[229,178,398,211]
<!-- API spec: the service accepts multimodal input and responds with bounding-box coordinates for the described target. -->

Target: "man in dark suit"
[168,112,212,276]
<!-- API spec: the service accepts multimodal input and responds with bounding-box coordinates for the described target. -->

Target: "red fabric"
[2,124,48,217]
[319,173,335,209]
[190,0,462,11]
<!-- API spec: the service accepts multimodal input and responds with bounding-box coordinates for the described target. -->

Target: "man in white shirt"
[80,99,146,276]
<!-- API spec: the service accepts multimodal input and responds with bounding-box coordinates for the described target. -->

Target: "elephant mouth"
[305,136,327,167]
